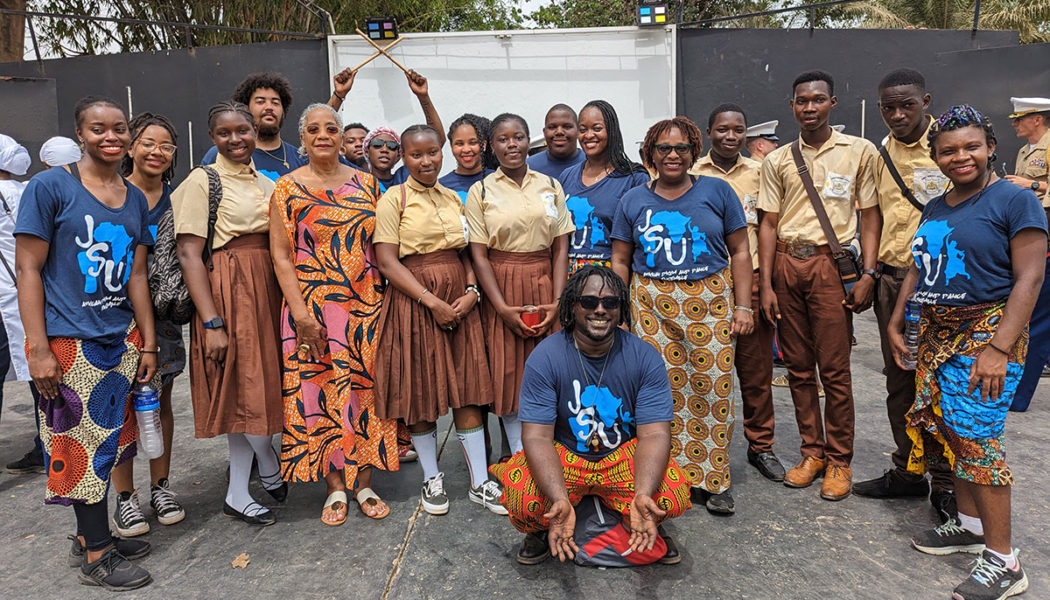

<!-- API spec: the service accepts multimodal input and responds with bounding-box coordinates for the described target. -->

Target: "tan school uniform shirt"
[1014,129,1050,208]
[874,117,949,268]
[464,168,575,253]
[171,153,274,249]
[373,177,468,258]
[757,130,879,246]
[692,153,761,269]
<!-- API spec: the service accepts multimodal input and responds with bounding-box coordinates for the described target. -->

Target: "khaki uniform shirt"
[171,153,273,249]
[874,118,949,268]
[464,168,575,253]
[374,177,468,258]
[757,131,879,246]
[692,154,761,269]
[1015,130,1050,208]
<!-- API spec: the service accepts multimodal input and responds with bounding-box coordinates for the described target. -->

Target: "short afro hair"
[792,70,834,97]
[233,72,293,112]
[707,103,747,130]
[878,68,926,93]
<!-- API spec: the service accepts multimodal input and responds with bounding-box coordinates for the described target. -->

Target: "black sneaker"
[112,490,150,537]
[853,469,930,499]
[911,518,986,556]
[931,490,958,525]
[952,550,1028,600]
[150,479,186,525]
[516,531,550,565]
[78,545,152,591]
[68,535,151,568]
[6,448,45,474]
[657,525,681,565]
[747,450,786,482]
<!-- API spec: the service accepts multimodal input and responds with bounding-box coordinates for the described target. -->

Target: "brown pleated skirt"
[374,250,492,424]
[189,233,284,438]
[482,248,554,416]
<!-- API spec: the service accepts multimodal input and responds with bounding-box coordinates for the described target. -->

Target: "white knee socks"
[456,426,489,488]
[244,433,282,490]
[226,433,264,516]
[411,428,439,481]
[501,413,523,454]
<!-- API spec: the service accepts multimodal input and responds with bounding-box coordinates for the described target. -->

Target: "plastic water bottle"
[901,297,921,371]
[132,384,164,459]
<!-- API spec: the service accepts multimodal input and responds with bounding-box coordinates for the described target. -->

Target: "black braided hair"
[120,112,178,181]
[489,113,530,142]
[448,113,496,170]
[207,100,255,133]
[558,265,631,332]
[581,100,647,177]
[928,104,997,164]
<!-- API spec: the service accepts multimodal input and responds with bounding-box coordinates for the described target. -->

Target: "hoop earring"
[298,145,307,158]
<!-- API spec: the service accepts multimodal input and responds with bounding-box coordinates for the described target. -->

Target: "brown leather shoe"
[820,465,853,501]
[783,456,825,488]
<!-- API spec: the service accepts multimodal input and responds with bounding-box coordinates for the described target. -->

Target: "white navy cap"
[1009,97,1050,119]
[746,120,779,141]
[831,124,845,133]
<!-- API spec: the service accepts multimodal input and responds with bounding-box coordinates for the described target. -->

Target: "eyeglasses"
[370,139,400,151]
[138,140,176,156]
[653,143,693,157]
[578,295,621,310]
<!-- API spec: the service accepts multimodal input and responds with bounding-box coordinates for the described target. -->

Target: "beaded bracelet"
[466,285,481,301]
[734,305,753,313]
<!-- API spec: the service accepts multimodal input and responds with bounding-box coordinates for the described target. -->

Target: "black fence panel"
[0,76,60,168]
[0,40,331,180]
[677,29,1029,160]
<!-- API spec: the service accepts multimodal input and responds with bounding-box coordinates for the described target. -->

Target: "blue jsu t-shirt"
[375,165,410,195]
[518,329,673,460]
[911,179,1047,306]
[15,168,153,345]
[559,165,649,261]
[612,176,747,281]
[527,149,586,179]
[440,169,495,204]
[201,142,305,182]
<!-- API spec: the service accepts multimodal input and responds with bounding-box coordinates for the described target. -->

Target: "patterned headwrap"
[39,136,82,167]
[362,126,401,161]
[928,104,997,161]
[0,133,31,176]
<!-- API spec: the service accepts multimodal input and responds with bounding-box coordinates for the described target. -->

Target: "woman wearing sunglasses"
[109,113,186,537]
[612,117,754,515]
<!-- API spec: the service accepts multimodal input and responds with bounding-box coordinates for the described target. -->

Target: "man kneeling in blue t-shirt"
[490,265,692,565]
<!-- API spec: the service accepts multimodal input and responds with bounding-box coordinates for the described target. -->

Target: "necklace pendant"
[282,161,289,169]
[589,434,600,451]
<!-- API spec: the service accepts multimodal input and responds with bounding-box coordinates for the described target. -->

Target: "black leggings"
[73,501,111,551]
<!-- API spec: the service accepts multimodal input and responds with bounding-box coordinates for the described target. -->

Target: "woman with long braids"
[172,101,286,526]
[440,113,496,204]
[466,113,574,458]
[889,105,1046,600]
[558,100,649,273]
[612,117,753,515]
[16,96,156,590]
[109,113,186,537]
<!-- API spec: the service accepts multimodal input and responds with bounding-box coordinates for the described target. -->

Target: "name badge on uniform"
[541,191,559,219]
[460,215,470,244]
[912,167,950,206]
[823,172,853,200]
[743,194,758,225]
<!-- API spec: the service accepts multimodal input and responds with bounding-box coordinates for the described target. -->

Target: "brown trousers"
[874,270,954,493]
[735,277,775,454]
[773,251,855,466]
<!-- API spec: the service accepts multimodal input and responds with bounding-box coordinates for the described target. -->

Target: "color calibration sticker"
[366,17,398,40]
[638,5,668,25]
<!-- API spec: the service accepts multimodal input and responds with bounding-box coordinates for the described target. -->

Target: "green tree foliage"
[851,0,1050,43]
[26,0,524,56]
[529,0,850,29]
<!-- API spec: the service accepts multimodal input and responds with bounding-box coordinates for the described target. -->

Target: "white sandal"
[355,487,390,520]
[321,490,348,526]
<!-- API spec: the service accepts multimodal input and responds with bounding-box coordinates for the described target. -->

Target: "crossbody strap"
[878,144,925,212]
[790,140,844,255]
[199,165,223,268]
[0,188,16,286]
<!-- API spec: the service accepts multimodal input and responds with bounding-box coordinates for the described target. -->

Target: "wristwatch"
[861,268,879,280]
[1031,181,1041,192]
[202,317,225,330]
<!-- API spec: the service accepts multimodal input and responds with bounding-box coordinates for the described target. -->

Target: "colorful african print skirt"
[489,439,691,533]
[632,268,736,493]
[569,257,611,276]
[38,327,142,506]
[907,302,1027,486]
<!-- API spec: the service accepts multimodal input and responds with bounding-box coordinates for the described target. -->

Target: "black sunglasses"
[370,139,400,151]
[579,295,621,310]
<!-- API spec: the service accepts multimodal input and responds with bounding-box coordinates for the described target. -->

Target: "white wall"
[328,26,676,171]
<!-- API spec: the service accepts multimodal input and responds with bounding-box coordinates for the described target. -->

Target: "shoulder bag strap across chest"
[790,140,844,255]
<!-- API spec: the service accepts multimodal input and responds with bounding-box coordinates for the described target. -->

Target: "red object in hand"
[521,306,541,331]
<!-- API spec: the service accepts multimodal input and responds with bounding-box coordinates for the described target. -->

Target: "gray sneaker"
[952,550,1028,600]
[911,518,986,556]
[112,490,150,537]
[421,473,449,515]
[78,545,152,591]
[468,479,508,515]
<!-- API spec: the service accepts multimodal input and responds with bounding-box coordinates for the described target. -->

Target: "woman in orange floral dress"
[270,103,399,525]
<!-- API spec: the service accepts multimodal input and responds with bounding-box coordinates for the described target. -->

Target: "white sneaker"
[421,473,449,515]
[469,479,508,515]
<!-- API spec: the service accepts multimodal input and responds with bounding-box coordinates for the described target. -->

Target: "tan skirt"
[374,250,492,424]
[189,233,283,438]
[482,248,554,416]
